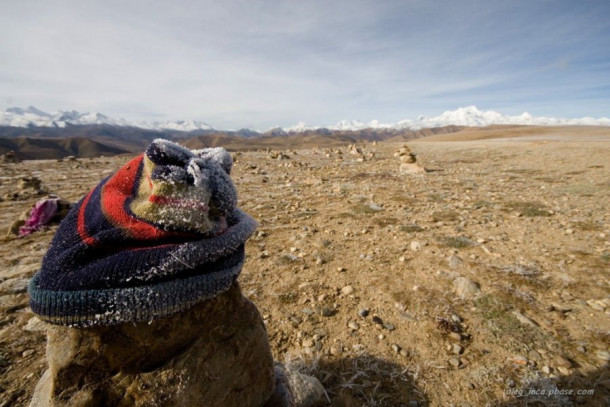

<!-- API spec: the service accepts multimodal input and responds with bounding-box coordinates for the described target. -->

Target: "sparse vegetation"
[474,294,547,352]
[505,201,552,217]
[350,203,379,214]
[431,209,459,222]
[572,220,602,231]
[278,292,298,304]
[437,235,475,248]
[399,224,423,233]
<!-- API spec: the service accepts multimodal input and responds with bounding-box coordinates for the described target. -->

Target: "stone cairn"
[31,283,326,407]
[28,140,326,407]
[0,150,21,163]
[348,144,375,162]
[394,144,426,174]
[267,149,292,160]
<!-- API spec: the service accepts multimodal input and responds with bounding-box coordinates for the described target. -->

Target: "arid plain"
[1,126,609,406]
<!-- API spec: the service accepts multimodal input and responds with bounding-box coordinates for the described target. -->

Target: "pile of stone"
[30,284,326,407]
[394,144,426,174]
[28,140,326,407]
[2,176,47,202]
[0,150,21,163]
[268,150,291,160]
[323,148,343,160]
[347,144,375,162]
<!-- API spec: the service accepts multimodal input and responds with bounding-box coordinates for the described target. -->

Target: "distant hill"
[0,137,130,160]
[0,124,466,159]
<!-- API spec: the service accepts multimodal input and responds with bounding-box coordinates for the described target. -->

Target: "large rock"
[30,283,276,407]
[452,276,481,300]
[399,162,426,174]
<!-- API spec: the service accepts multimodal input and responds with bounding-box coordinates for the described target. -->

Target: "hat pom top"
[132,139,237,235]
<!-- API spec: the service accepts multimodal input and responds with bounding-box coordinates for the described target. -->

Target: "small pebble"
[391,344,401,353]
[448,358,461,368]
[302,339,314,348]
[358,308,369,317]
[302,308,315,316]
[341,285,354,295]
[22,349,35,357]
[383,322,395,331]
[320,307,334,317]
[452,344,463,355]
[509,355,528,366]
[348,321,360,331]
[528,350,541,361]
[555,355,572,368]
[372,316,383,325]
[399,312,417,322]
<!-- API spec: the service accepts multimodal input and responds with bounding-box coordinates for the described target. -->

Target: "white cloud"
[1,0,609,128]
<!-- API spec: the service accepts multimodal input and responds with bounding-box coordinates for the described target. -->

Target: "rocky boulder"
[30,283,276,407]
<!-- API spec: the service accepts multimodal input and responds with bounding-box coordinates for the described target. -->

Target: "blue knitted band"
[28,248,245,327]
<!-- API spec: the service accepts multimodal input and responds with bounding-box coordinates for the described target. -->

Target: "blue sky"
[1,0,608,129]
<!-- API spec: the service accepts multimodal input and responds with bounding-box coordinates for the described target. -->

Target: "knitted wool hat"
[28,139,257,327]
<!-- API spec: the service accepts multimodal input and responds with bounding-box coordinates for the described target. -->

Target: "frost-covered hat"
[28,139,257,327]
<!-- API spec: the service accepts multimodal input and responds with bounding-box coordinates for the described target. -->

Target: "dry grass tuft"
[505,201,552,217]
[437,235,476,248]
[399,224,423,233]
[496,263,541,278]
[431,209,458,221]
[283,351,426,406]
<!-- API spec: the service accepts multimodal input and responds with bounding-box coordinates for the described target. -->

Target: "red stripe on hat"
[77,188,99,246]
[101,155,178,240]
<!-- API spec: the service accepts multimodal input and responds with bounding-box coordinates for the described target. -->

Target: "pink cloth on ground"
[19,198,61,236]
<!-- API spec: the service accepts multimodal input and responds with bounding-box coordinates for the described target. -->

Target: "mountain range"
[2,106,609,133]
[1,106,609,160]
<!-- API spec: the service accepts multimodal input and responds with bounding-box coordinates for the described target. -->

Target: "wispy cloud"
[1,0,608,128]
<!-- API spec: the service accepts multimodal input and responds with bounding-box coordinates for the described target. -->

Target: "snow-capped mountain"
[279,106,610,132]
[394,106,610,130]
[0,106,213,132]
[2,105,609,133]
